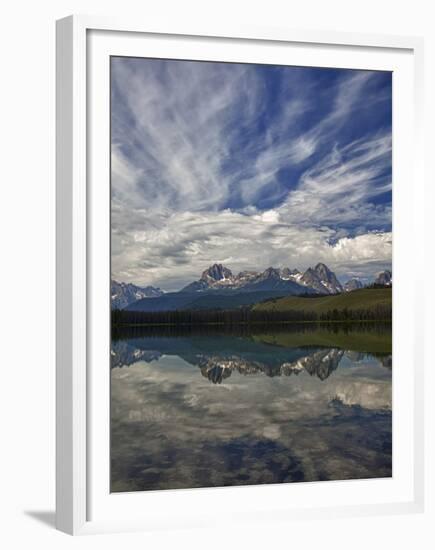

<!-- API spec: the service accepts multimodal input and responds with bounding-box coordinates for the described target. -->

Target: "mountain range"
[181,262,343,294]
[111,280,163,309]
[111,263,392,311]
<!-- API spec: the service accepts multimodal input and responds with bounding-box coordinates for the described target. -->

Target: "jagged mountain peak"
[374,270,392,286]
[181,262,344,295]
[111,279,163,309]
[314,262,331,273]
[301,263,343,294]
[261,267,281,279]
[201,263,233,281]
[114,263,392,313]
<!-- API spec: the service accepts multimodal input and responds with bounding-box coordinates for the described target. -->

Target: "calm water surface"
[111,325,392,492]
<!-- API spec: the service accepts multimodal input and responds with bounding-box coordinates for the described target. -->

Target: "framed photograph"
[56,15,425,535]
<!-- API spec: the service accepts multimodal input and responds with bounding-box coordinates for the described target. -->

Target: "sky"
[111,57,392,291]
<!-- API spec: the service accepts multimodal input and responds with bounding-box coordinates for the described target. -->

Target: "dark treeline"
[112,307,317,326]
[318,305,392,322]
[112,320,310,341]
[112,304,391,329]
[112,318,392,342]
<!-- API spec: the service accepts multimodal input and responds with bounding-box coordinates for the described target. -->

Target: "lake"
[111,324,392,492]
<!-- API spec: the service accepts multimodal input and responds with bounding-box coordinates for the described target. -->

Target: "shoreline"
[113,319,392,328]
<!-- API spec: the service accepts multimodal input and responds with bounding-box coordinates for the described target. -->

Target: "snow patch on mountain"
[111,280,164,309]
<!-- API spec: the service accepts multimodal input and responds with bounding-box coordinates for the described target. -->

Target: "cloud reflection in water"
[111,329,392,492]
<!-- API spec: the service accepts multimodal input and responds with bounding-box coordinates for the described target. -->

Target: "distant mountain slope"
[181,262,337,295]
[115,263,391,313]
[343,278,363,292]
[253,288,392,314]
[238,274,313,294]
[126,290,295,312]
[125,292,200,312]
[184,290,295,310]
[374,270,392,286]
[111,280,163,309]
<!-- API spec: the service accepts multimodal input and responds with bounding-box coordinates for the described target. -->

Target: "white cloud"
[111,60,384,214]
[112,206,392,290]
[278,133,392,228]
[111,59,264,213]
[110,59,392,287]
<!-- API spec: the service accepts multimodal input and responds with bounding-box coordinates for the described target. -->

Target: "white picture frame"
[56,15,425,535]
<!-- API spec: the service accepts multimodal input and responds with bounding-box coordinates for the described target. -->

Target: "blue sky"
[111,57,392,291]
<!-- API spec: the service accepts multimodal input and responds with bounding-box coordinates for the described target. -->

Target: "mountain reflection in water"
[111,324,392,492]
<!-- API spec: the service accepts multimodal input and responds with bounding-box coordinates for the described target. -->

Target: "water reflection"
[111,325,392,492]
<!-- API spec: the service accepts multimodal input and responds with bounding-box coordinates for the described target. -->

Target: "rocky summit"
[113,262,392,311]
[374,270,392,286]
[201,263,233,282]
[111,280,163,309]
[300,263,343,294]
[181,262,342,295]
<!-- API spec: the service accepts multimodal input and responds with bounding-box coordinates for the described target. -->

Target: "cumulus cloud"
[112,205,392,290]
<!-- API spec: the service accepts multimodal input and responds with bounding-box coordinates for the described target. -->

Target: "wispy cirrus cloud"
[278,132,392,231]
[111,58,392,288]
[111,58,264,212]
